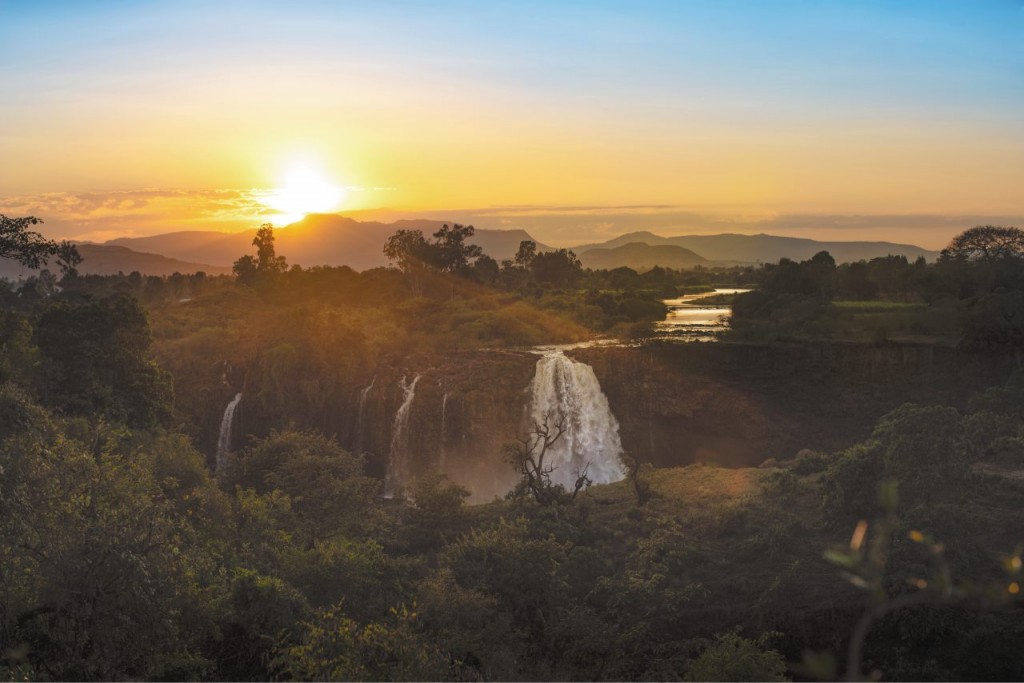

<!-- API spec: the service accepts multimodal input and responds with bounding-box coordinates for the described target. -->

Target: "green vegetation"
[0,219,1022,680]
[731,225,1024,348]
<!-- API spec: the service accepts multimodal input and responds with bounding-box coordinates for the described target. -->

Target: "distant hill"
[98,218,941,273]
[107,214,552,270]
[572,231,940,264]
[578,242,708,271]
[0,244,229,280]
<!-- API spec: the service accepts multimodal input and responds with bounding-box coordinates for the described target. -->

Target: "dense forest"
[1,215,1023,681]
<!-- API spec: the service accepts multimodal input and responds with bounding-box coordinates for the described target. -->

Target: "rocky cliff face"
[572,342,1013,468]
[207,342,1014,500]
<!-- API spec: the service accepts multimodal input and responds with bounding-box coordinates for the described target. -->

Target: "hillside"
[573,231,939,264]
[578,242,707,271]
[100,218,941,272]
[0,244,230,280]
[107,214,552,270]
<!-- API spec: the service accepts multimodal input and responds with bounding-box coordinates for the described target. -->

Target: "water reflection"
[655,288,751,342]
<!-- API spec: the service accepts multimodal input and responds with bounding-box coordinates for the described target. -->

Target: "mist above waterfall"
[527,350,626,489]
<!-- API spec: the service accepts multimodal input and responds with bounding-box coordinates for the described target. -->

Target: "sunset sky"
[1,1,1022,247]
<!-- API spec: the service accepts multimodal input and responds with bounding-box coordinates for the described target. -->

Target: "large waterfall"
[216,392,242,473]
[384,375,421,497]
[527,351,626,489]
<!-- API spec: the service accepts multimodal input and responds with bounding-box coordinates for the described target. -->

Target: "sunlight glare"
[266,165,346,224]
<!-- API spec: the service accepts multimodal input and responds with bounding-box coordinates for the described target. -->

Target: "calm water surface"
[655,288,751,342]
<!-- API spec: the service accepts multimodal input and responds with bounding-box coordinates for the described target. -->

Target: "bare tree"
[504,417,592,506]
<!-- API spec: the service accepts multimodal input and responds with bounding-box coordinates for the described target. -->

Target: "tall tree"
[432,223,482,274]
[233,223,287,284]
[253,223,288,273]
[383,229,437,274]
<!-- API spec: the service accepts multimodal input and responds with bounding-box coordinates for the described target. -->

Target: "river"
[654,288,751,341]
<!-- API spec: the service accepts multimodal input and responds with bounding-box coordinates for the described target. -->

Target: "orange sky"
[1,2,1022,248]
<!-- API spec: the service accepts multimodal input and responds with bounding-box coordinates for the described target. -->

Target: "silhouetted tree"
[530,249,582,287]
[383,229,437,273]
[253,224,288,273]
[514,240,537,269]
[0,215,81,274]
[234,223,287,284]
[942,225,1024,262]
[472,254,500,285]
[432,223,482,274]
[504,418,591,506]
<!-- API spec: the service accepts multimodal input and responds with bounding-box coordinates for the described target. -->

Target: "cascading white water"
[384,375,421,497]
[439,388,449,469]
[216,393,242,473]
[356,376,376,453]
[527,351,626,489]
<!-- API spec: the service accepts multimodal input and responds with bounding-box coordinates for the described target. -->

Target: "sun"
[266,165,346,224]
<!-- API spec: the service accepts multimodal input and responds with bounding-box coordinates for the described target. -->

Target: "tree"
[383,224,483,275]
[531,248,583,287]
[504,418,591,506]
[383,229,437,274]
[432,223,482,274]
[472,254,500,285]
[253,223,288,273]
[32,294,172,426]
[0,423,216,680]
[233,223,287,283]
[685,632,789,682]
[0,215,81,274]
[514,240,537,269]
[221,431,381,546]
[942,225,1024,262]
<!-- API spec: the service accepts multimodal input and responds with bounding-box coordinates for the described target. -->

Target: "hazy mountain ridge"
[578,242,707,271]
[106,215,553,270]
[571,231,940,264]
[0,244,230,280]
[93,215,942,274]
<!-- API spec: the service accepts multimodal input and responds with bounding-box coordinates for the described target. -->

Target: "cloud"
[0,188,311,241]
[2,191,1021,249]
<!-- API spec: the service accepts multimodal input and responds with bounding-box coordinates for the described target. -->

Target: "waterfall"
[527,350,625,489]
[439,388,449,470]
[356,376,376,454]
[384,375,421,497]
[216,392,242,473]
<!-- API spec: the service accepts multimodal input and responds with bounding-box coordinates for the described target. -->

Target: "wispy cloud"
[0,188,353,241]
[2,191,1020,249]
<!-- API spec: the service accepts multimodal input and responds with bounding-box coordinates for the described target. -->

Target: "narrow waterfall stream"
[384,375,421,497]
[356,376,376,454]
[216,393,242,473]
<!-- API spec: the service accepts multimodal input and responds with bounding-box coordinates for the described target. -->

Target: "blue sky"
[1,0,1022,245]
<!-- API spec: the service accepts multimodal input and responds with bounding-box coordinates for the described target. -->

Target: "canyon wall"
[211,342,1017,499]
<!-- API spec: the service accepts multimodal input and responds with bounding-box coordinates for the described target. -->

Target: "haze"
[1,0,1022,248]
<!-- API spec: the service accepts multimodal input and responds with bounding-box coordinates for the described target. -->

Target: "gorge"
[204,341,1013,500]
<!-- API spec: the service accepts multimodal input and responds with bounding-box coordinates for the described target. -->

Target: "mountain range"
[571,230,938,265]
[2,214,942,279]
[105,215,549,272]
